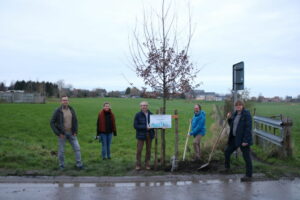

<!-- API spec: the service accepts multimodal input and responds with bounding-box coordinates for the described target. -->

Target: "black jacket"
[134,111,155,140]
[228,109,253,146]
[50,106,78,136]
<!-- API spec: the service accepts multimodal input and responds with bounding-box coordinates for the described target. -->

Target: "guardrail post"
[282,117,293,157]
[254,120,259,145]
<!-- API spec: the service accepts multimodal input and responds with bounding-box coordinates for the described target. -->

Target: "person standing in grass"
[50,96,83,170]
[189,104,206,161]
[224,100,253,182]
[96,102,117,160]
[133,101,154,170]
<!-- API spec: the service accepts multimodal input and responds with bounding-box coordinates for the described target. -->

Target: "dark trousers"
[136,134,152,167]
[225,139,253,177]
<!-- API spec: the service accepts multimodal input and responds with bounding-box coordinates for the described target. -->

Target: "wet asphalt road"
[0,175,300,200]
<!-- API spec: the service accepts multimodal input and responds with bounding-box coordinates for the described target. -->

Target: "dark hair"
[103,102,110,107]
[195,104,202,110]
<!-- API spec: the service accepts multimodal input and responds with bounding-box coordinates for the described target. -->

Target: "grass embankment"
[0,98,218,176]
[211,102,300,178]
[1,99,299,177]
[189,101,300,178]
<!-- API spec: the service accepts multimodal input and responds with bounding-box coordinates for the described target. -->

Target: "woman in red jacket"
[96,102,117,160]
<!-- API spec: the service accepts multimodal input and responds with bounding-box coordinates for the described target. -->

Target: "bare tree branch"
[129,0,200,112]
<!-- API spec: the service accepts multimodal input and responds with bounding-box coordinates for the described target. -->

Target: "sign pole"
[233,61,244,159]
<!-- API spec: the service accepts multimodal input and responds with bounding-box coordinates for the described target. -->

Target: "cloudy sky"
[0,0,299,97]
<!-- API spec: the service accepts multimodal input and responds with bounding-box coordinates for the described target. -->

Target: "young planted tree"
[130,0,199,114]
[130,0,200,166]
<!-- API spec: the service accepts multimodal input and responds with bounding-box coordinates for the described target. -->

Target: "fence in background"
[0,91,45,103]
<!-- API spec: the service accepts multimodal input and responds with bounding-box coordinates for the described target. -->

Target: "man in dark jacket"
[224,100,252,181]
[134,101,154,170]
[50,96,83,170]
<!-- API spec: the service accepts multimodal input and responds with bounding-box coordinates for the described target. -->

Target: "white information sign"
[149,115,172,128]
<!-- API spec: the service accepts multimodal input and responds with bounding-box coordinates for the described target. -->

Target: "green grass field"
[0,98,218,176]
[0,98,299,176]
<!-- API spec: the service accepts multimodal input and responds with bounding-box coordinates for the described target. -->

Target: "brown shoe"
[135,166,141,171]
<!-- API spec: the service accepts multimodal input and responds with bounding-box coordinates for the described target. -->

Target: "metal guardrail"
[253,129,283,146]
[253,116,282,128]
[253,116,284,147]
[253,115,293,157]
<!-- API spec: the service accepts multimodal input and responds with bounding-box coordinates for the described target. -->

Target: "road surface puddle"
[0,178,238,189]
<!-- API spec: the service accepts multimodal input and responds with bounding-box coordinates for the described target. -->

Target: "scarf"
[97,109,116,134]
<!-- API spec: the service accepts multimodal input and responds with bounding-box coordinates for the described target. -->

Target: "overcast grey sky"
[0,0,299,97]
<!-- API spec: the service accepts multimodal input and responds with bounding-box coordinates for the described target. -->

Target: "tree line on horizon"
[0,80,59,97]
[0,80,188,99]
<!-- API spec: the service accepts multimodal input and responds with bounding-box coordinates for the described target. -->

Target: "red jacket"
[97,109,117,136]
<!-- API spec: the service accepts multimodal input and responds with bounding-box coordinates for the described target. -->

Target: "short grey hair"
[140,101,149,106]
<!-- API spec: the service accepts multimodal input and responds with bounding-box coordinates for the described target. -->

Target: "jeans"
[224,138,253,177]
[58,132,82,167]
[99,133,113,159]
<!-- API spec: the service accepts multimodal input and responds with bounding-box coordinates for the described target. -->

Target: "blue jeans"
[58,132,82,167]
[99,133,113,159]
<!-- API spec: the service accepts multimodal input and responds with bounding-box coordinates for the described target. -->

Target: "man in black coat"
[224,100,253,181]
[133,101,154,170]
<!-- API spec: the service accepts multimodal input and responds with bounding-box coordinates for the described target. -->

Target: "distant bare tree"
[130,87,141,97]
[140,87,147,98]
[56,80,73,97]
[56,80,65,97]
[129,0,199,113]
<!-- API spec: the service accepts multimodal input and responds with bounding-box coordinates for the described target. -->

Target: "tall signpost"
[232,61,244,159]
[233,61,244,106]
